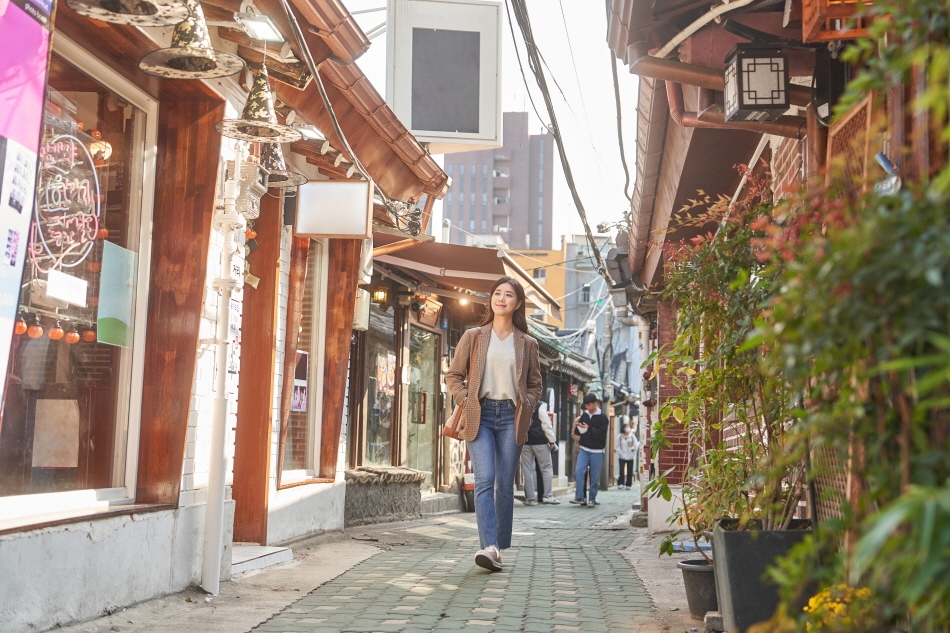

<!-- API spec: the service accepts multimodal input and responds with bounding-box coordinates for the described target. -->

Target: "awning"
[373,233,561,320]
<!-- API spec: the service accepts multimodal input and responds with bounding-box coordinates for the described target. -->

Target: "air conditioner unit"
[493,197,508,205]
[354,288,370,331]
[387,0,503,154]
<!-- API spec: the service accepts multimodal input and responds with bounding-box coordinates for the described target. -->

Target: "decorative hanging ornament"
[138,0,244,79]
[65,325,81,345]
[82,327,97,342]
[65,0,188,27]
[27,319,44,339]
[215,67,302,143]
[49,321,65,341]
[14,315,27,336]
[260,142,308,188]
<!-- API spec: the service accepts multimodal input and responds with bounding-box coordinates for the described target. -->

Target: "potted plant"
[645,178,810,630]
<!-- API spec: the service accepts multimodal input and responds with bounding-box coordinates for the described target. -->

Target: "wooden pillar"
[276,237,310,487]
[318,238,362,479]
[136,100,223,503]
[232,194,282,544]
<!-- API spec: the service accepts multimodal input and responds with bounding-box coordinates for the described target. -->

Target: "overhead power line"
[507,0,614,289]
[610,50,633,202]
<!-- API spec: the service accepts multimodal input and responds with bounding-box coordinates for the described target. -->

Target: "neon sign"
[32,134,101,273]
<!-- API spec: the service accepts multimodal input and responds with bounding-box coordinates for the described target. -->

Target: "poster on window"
[0,0,54,411]
[291,350,308,412]
[376,352,396,396]
[97,241,136,347]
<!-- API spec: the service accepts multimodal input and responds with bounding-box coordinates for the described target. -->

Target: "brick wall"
[655,299,689,486]
[771,136,804,199]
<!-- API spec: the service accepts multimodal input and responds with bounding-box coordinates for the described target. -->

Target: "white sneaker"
[541,496,561,504]
[523,499,538,506]
[475,545,503,571]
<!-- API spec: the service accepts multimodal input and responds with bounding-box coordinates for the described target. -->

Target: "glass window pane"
[0,54,144,497]
[363,304,395,467]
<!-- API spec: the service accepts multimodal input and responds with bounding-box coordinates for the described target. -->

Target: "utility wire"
[558,0,594,143]
[507,0,613,289]
[502,0,553,134]
[276,0,419,233]
[610,49,633,202]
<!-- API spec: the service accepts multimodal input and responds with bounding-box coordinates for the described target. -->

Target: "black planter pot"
[712,519,812,633]
[677,558,718,621]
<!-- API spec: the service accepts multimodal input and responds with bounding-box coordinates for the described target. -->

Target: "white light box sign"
[387,0,503,154]
[295,180,374,239]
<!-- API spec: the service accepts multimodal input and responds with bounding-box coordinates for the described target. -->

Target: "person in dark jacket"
[570,393,609,506]
[520,400,559,505]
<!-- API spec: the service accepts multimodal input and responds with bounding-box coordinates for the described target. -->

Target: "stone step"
[420,491,462,517]
[231,545,293,575]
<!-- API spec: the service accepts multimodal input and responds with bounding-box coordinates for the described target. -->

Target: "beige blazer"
[445,324,543,445]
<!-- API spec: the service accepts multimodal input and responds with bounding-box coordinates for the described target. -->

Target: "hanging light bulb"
[14,314,28,336]
[27,316,44,339]
[260,142,308,188]
[138,0,244,80]
[82,327,97,342]
[65,0,188,26]
[215,67,302,143]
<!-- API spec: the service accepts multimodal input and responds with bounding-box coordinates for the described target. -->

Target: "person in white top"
[615,422,640,490]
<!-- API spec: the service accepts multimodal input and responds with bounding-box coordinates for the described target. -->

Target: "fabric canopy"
[372,232,561,320]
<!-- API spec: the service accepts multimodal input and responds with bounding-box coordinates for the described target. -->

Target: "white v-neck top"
[478,330,519,403]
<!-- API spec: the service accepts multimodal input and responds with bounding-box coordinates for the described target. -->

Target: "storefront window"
[283,240,325,475]
[364,304,395,467]
[406,325,439,491]
[0,53,147,498]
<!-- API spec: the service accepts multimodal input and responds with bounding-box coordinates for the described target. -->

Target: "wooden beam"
[305,156,353,180]
[137,99,224,504]
[319,238,362,479]
[200,0,242,13]
[419,193,435,234]
[372,238,422,258]
[236,45,312,90]
[232,193,282,544]
[200,2,237,22]
[276,237,310,487]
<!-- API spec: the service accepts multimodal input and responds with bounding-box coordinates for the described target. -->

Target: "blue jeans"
[575,449,605,503]
[467,398,522,549]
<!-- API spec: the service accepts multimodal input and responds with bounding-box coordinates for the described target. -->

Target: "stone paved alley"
[57,489,698,633]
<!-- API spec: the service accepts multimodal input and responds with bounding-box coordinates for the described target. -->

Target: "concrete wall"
[267,481,345,544]
[0,501,234,633]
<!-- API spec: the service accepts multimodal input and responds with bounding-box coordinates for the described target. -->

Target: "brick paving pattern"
[251,490,654,632]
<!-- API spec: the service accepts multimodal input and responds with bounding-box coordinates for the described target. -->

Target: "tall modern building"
[442,112,554,249]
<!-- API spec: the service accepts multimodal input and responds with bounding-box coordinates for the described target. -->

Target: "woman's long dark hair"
[479,276,529,334]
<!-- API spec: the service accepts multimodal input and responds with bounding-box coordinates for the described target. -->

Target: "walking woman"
[446,276,542,572]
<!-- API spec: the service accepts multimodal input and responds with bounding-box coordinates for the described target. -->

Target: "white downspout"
[201,143,247,595]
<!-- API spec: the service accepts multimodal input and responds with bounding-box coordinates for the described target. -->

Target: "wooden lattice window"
[825,94,882,189]
[803,0,873,42]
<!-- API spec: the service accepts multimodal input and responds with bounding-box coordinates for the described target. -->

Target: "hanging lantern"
[65,325,81,345]
[215,67,302,143]
[371,286,389,304]
[723,44,791,123]
[49,321,65,341]
[14,315,27,336]
[138,0,244,80]
[82,327,97,342]
[65,0,188,26]
[260,142,308,188]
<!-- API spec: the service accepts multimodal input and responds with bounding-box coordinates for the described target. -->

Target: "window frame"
[278,239,329,485]
[0,35,159,529]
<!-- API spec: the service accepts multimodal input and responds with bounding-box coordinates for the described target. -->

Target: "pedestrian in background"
[615,422,639,490]
[521,400,559,505]
[446,276,542,572]
[570,393,609,506]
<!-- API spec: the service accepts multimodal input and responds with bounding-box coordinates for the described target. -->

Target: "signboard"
[0,0,55,411]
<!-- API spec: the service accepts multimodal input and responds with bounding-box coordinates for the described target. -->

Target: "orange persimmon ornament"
[65,325,81,345]
[87,261,102,273]
[27,323,43,339]
[82,328,97,342]
[245,228,257,240]
[49,321,64,341]
[97,227,109,240]
[14,317,27,336]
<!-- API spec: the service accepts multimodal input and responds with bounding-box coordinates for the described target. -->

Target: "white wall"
[0,502,234,633]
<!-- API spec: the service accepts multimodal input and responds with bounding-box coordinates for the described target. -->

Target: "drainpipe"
[201,143,247,596]
[666,81,807,139]
[626,42,812,107]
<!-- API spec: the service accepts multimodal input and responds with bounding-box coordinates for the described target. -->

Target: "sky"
[339,0,640,250]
